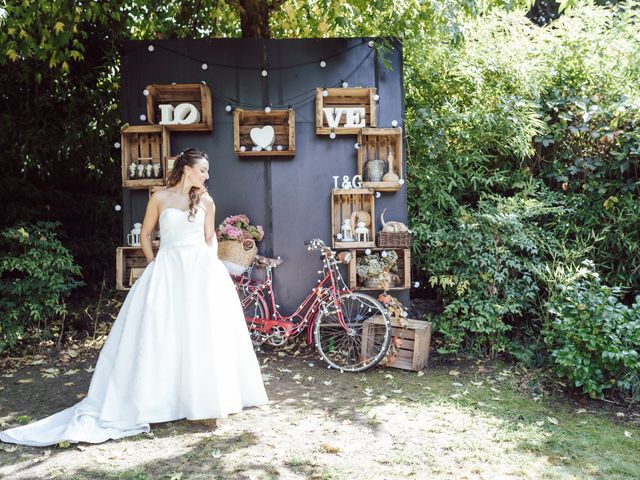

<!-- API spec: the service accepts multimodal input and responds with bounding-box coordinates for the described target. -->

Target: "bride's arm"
[202,194,216,248]
[140,193,160,264]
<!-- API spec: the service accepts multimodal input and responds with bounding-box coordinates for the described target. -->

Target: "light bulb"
[143,89,149,96]
[391,120,398,127]
[375,192,381,198]
[265,106,272,113]
[139,114,146,121]
[368,40,374,48]
[261,69,268,77]
[342,81,349,88]
[114,142,121,149]
[225,105,232,112]
[240,146,246,152]
[320,60,327,68]
[201,63,208,70]
[147,45,155,52]
[398,179,405,185]
[266,146,272,151]
[276,145,283,151]
[381,250,388,257]
[114,204,122,212]
[322,89,329,97]
[413,282,420,288]
[354,143,360,149]
[373,94,380,101]
[365,249,372,255]
[329,132,336,139]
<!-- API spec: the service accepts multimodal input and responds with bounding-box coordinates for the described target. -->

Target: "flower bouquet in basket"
[216,214,264,275]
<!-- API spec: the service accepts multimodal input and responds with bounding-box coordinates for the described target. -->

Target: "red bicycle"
[232,238,392,372]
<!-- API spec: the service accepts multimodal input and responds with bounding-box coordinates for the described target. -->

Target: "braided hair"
[166,148,208,222]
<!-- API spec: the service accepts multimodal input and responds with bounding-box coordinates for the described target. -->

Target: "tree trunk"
[227,0,285,38]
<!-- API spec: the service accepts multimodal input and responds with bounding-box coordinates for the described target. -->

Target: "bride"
[0,148,269,447]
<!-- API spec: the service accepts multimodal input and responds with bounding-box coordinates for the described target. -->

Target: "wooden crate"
[316,87,377,135]
[358,128,403,192]
[145,83,213,131]
[347,248,411,291]
[115,246,158,290]
[362,316,431,371]
[331,188,375,249]
[233,108,295,156]
[121,125,170,189]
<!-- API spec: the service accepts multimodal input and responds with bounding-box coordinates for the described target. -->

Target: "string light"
[354,143,360,149]
[225,105,232,112]
[139,114,147,121]
[365,249,372,255]
[341,81,349,88]
[240,146,246,152]
[143,89,149,96]
[261,69,268,77]
[266,146,273,151]
[368,40,374,48]
[375,192,381,198]
[329,131,336,139]
[201,63,208,70]
[147,45,154,52]
[276,145,283,151]
[114,204,122,211]
[391,120,398,127]
[264,106,271,113]
[322,89,329,97]
[114,142,121,149]
[398,179,405,185]
[320,60,327,68]
[373,94,380,101]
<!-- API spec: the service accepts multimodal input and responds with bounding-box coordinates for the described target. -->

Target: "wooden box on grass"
[362,316,432,371]
[347,248,411,291]
[358,128,403,192]
[331,188,375,249]
[233,108,296,156]
[116,246,158,290]
[121,125,170,189]
[316,87,377,135]
[145,83,213,131]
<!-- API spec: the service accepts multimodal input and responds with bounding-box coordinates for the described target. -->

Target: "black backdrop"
[121,38,408,313]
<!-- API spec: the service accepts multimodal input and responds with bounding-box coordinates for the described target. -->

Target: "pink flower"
[218,213,264,243]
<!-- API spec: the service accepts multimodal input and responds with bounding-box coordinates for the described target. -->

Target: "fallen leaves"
[319,443,341,454]
[41,368,60,378]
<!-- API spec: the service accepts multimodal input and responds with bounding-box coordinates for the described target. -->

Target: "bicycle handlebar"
[305,238,328,251]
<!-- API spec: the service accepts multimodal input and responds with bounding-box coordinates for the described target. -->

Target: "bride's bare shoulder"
[201,192,215,208]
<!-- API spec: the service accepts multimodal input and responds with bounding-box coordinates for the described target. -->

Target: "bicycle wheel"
[314,292,392,372]
[234,281,268,345]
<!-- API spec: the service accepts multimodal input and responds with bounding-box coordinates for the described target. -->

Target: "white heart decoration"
[250,125,275,148]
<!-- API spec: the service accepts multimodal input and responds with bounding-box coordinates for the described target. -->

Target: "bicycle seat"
[254,255,284,269]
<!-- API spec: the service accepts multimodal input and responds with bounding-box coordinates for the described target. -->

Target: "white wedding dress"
[0,206,268,447]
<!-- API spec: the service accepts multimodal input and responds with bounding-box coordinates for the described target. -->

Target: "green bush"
[424,185,566,357]
[543,261,640,399]
[0,222,83,353]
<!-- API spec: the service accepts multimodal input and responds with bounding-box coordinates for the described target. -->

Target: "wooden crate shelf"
[233,108,295,156]
[121,125,170,189]
[346,248,411,291]
[316,87,377,135]
[331,188,375,249]
[358,128,403,192]
[145,83,212,131]
[362,316,431,371]
[115,246,159,290]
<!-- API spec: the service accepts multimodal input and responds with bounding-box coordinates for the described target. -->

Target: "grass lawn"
[1,345,639,479]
